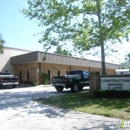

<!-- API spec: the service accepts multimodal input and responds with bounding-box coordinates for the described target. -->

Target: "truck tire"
[12,85,16,88]
[79,86,83,91]
[71,83,79,93]
[0,84,4,89]
[56,86,64,92]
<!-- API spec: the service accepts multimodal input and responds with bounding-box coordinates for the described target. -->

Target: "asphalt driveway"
[0,85,126,130]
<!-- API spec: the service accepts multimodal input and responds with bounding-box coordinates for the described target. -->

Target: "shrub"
[119,90,130,98]
[42,73,49,85]
[44,79,49,85]
[94,90,104,98]
[104,90,119,98]
[33,82,38,86]
[94,90,130,98]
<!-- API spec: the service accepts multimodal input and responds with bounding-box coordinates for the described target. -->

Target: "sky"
[0,0,130,64]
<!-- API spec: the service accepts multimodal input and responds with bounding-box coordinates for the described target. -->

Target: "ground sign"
[100,76,130,91]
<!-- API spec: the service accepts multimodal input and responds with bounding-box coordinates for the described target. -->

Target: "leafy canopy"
[22,0,130,74]
[22,0,130,51]
[54,46,72,56]
[120,53,130,69]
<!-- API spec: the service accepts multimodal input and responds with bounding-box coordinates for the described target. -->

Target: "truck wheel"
[12,85,16,88]
[71,83,79,93]
[56,86,64,92]
[79,86,83,91]
[0,84,4,89]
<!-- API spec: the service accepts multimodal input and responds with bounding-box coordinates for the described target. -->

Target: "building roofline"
[36,51,120,66]
[11,51,120,70]
[5,46,120,66]
[4,46,33,52]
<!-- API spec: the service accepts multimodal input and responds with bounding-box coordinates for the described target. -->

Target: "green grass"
[37,91,130,120]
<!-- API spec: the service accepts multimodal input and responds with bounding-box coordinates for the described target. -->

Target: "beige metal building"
[1,47,120,84]
[0,47,32,74]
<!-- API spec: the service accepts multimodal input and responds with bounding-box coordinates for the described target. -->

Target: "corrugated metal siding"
[11,52,38,64]
[11,51,120,69]
[43,52,119,69]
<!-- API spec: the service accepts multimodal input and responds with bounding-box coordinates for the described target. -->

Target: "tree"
[22,0,130,74]
[0,34,4,53]
[54,46,72,56]
[120,53,130,69]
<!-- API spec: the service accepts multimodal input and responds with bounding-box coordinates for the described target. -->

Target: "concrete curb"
[36,84,53,87]
[17,84,53,88]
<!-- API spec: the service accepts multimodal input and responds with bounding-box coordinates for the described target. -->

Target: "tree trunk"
[101,44,106,75]
[96,0,106,75]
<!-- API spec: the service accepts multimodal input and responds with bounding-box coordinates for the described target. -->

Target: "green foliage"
[22,0,130,74]
[54,46,72,56]
[42,73,49,85]
[94,90,130,98]
[0,34,4,53]
[120,62,128,69]
[44,79,49,85]
[94,89,104,97]
[33,82,39,86]
[120,52,130,69]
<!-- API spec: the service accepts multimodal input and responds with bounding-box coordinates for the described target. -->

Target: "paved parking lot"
[0,85,127,130]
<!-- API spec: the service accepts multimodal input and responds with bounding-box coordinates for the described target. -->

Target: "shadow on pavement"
[0,88,120,130]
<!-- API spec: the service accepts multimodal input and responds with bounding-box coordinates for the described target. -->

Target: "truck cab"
[52,70,89,92]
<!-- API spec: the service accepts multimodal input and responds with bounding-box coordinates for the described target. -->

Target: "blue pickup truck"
[52,70,89,92]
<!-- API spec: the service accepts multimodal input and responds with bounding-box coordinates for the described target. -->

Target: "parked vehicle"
[0,71,19,89]
[115,69,130,75]
[52,70,89,92]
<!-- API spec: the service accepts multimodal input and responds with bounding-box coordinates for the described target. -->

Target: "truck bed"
[52,76,65,84]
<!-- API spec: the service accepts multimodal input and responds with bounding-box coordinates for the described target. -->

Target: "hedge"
[94,90,130,98]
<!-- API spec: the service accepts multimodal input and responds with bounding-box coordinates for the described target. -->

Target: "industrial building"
[0,47,120,84]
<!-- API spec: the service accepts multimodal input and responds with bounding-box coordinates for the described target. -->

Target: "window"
[27,70,29,81]
[0,72,10,75]
[48,70,50,82]
[83,71,89,78]
[58,71,60,76]
[68,70,82,75]
[83,71,89,76]
[20,71,22,81]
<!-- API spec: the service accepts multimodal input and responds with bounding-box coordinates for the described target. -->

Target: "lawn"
[36,91,130,120]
